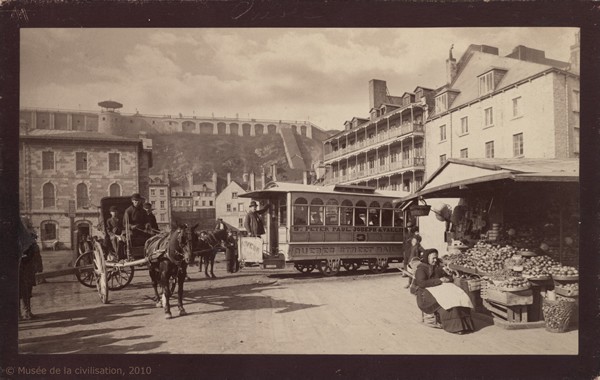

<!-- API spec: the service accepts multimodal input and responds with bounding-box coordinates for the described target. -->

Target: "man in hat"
[143,202,159,233]
[106,205,125,258]
[215,217,228,232]
[19,216,43,320]
[243,200,271,238]
[124,193,152,248]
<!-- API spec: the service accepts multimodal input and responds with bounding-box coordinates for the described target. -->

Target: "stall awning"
[399,158,579,202]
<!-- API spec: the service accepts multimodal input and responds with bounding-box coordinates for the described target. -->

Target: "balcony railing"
[326,157,425,184]
[324,123,424,161]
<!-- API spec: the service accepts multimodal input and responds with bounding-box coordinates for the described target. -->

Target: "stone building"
[425,43,579,175]
[148,172,172,231]
[19,125,152,250]
[322,79,436,194]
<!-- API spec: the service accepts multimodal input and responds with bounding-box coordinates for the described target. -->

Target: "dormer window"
[435,93,448,114]
[479,72,494,95]
[478,68,507,96]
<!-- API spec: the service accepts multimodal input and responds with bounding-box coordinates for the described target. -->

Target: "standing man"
[123,193,151,248]
[224,230,237,273]
[243,200,271,237]
[144,202,159,232]
[215,218,228,232]
[18,216,43,320]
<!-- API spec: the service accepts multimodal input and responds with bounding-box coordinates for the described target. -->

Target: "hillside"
[148,132,324,183]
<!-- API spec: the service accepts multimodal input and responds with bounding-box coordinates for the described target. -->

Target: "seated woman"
[413,249,475,334]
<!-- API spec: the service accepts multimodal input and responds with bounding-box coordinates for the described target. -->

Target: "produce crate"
[483,284,533,306]
[483,299,528,323]
[555,287,579,297]
[454,277,484,311]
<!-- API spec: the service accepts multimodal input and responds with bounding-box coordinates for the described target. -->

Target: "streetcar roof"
[239,181,400,199]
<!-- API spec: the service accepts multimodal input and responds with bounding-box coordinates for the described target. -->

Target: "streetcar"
[238,182,406,276]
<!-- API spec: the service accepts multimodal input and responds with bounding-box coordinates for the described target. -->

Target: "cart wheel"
[96,273,109,304]
[317,259,340,276]
[75,251,96,288]
[106,265,135,291]
[92,241,109,304]
[342,261,361,272]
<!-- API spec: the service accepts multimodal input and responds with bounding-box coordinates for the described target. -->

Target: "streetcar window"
[310,198,324,225]
[368,201,380,226]
[340,199,353,225]
[279,201,287,226]
[381,202,393,226]
[355,200,367,226]
[325,199,339,225]
[293,197,308,225]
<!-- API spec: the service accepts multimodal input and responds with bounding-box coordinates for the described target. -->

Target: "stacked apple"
[497,277,530,289]
[555,282,578,292]
[445,253,476,269]
[522,255,559,278]
[466,242,517,273]
[549,265,579,277]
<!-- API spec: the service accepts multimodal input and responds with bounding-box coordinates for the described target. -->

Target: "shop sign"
[291,226,401,233]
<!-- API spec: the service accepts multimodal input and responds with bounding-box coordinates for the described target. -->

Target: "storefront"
[398,158,579,331]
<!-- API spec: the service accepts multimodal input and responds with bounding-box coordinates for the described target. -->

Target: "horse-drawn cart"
[74,196,173,304]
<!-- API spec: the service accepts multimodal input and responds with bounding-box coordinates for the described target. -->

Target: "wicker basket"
[542,298,576,333]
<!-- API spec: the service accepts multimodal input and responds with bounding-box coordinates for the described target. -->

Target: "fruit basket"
[523,274,551,281]
[542,297,576,333]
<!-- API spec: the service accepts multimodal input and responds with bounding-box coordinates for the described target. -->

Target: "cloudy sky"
[20,28,578,131]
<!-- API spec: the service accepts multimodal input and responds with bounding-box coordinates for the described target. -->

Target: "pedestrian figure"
[225,231,237,273]
[18,217,43,320]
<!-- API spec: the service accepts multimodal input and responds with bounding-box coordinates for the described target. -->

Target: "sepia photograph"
[2,2,599,379]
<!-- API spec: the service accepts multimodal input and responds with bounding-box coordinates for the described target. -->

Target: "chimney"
[227,172,231,185]
[569,31,580,74]
[212,171,217,185]
[446,44,457,84]
[242,171,249,183]
[186,172,193,192]
[369,79,388,110]
[250,172,255,191]
[271,164,277,182]
[302,171,308,185]
[261,167,266,189]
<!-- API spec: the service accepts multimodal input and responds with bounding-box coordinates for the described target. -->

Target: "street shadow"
[184,282,322,315]
[18,302,158,331]
[19,326,167,354]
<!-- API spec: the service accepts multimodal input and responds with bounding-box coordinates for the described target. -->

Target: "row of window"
[226,203,245,212]
[291,198,400,227]
[42,151,121,172]
[41,182,122,208]
[438,100,523,142]
[172,199,214,207]
[439,133,524,166]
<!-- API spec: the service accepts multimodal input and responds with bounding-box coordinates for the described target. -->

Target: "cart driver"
[123,193,153,247]
[106,205,125,259]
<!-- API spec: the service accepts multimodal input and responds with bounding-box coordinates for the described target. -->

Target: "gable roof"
[435,51,576,116]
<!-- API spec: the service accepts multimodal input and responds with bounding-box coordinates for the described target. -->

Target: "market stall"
[398,158,579,331]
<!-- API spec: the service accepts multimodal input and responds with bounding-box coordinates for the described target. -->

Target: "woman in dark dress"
[414,249,475,334]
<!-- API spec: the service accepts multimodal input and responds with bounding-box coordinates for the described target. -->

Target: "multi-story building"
[215,173,262,232]
[148,173,171,231]
[19,122,152,250]
[425,42,579,175]
[322,80,435,194]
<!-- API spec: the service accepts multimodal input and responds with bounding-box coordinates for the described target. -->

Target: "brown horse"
[147,226,193,319]
[191,227,227,278]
